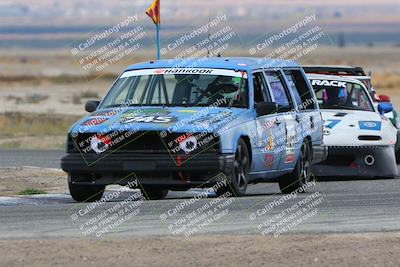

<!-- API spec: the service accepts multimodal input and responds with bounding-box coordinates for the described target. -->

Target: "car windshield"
[100,69,249,108]
[311,79,375,112]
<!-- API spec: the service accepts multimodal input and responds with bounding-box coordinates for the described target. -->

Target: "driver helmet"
[322,87,347,105]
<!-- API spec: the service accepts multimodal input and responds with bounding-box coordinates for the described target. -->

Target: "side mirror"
[85,100,100,113]
[378,94,391,103]
[255,102,279,116]
[378,102,393,114]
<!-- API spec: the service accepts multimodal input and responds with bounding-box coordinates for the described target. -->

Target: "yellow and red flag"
[146,0,160,25]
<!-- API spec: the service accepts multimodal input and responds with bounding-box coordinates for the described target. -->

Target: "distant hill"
[0,0,399,48]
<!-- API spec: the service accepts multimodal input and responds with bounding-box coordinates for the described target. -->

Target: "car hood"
[70,106,247,135]
[322,109,397,146]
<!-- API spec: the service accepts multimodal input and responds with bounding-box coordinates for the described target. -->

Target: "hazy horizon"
[1,0,400,49]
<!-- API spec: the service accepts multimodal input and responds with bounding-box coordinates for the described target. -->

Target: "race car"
[304,65,400,163]
[307,74,398,178]
[61,57,326,202]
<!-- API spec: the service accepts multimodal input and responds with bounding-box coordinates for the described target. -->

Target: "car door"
[252,72,282,173]
[264,70,298,170]
[283,69,322,151]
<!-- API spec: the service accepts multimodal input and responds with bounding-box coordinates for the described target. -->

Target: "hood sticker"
[119,109,176,124]
[324,120,341,129]
[359,121,381,131]
[122,115,175,124]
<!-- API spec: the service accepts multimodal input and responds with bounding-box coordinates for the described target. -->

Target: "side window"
[284,70,316,110]
[285,73,302,107]
[265,71,291,107]
[253,72,270,104]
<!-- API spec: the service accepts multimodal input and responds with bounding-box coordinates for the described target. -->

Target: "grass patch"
[372,73,400,90]
[80,91,100,99]
[17,188,47,195]
[0,112,80,138]
[0,141,22,149]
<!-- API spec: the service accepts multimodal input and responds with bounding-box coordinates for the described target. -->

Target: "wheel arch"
[304,135,313,160]
[239,135,252,165]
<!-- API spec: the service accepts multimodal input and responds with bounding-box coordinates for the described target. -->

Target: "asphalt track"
[0,150,399,239]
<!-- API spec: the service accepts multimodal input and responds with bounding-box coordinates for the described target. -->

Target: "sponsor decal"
[323,119,341,129]
[359,121,382,131]
[138,108,171,115]
[122,115,175,124]
[178,135,198,154]
[90,135,111,154]
[265,135,274,151]
[284,120,296,163]
[158,69,214,74]
[121,68,248,79]
[264,154,274,168]
[311,80,346,88]
[285,154,295,164]
[120,108,175,124]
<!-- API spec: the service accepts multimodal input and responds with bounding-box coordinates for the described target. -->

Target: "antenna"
[207,10,211,57]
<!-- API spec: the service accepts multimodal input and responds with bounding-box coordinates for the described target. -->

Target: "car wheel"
[279,141,312,194]
[69,181,105,203]
[140,186,168,200]
[396,149,400,164]
[217,139,250,197]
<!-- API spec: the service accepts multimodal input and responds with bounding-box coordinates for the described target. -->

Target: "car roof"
[307,74,368,89]
[303,65,366,76]
[125,57,300,73]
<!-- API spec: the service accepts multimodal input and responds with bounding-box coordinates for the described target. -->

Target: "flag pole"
[156,23,161,60]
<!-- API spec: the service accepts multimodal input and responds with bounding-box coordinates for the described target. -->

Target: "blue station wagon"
[61,57,326,202]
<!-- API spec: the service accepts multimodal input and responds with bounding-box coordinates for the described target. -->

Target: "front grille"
[327,145,382,149]
[321,154,356,166]
[68,131,220,155]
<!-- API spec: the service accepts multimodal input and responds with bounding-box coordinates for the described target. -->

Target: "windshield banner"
[121,68,248,79]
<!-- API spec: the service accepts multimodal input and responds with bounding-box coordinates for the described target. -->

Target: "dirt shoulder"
[0,232,399,267]
[0,167,67,196]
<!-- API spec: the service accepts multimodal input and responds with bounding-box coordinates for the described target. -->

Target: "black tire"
[216,139,250,197]
[140,186,168,200]
[396,149,400,164]
[69,182,105,203]
[279,141,312,194]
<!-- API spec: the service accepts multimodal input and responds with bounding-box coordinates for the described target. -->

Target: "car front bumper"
[312,145,398,178]
[61,152,235,187]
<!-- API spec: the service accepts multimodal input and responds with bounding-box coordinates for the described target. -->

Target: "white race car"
[308,74,398,178]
